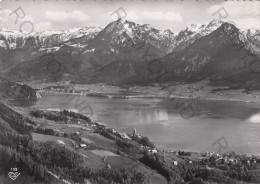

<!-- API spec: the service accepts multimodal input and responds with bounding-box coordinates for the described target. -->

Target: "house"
[227,158,237,163]
[80,144,87,148]
[75,131,80,135]
[119,132,130,139]
[206,152,215,157]
[57,140,65,145]
[149,149,157,154]
[173,161,178,166]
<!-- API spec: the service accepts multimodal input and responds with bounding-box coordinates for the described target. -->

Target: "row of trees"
[30,110,92,124]
[30,110,68,122]
[61,110,92,123]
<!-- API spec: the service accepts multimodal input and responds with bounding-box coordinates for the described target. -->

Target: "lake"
[17,92,260,155]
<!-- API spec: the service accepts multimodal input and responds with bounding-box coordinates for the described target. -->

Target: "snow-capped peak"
[187,23,204,33]
[184,19,223,35]
[141,24,152,31]
[0,26,102,49]
[207,18,223,28]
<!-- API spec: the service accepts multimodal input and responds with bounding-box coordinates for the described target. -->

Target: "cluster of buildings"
[204,151,259,166]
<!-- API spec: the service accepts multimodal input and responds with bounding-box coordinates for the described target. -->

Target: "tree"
[139,136,155,149]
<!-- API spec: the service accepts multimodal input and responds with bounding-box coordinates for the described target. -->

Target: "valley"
[25,80,260,107]
[0,3,260,182]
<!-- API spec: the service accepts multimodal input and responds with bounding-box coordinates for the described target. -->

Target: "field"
[91,150,119,157]
[32,133,76,149]
[78,150,106,169]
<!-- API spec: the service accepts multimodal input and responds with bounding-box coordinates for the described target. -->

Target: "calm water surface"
[19,92,260,155]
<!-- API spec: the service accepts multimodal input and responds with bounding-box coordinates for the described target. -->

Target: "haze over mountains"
[0,18,260,88]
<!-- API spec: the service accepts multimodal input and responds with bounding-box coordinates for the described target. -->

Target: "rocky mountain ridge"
[0,19,259,88]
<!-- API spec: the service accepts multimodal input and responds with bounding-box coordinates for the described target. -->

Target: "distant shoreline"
[37,84,260,110]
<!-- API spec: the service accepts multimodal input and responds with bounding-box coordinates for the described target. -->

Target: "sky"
[0,0,259,34]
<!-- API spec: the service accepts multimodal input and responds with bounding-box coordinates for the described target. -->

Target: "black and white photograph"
[0,0,260,183]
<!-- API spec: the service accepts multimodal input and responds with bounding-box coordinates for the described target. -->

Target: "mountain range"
[0,18,259,89]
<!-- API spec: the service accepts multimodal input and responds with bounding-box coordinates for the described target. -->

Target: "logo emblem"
[8,172,20,180]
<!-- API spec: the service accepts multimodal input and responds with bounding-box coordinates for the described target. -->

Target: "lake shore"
[3,100,260,184]
[25,80,260,109]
